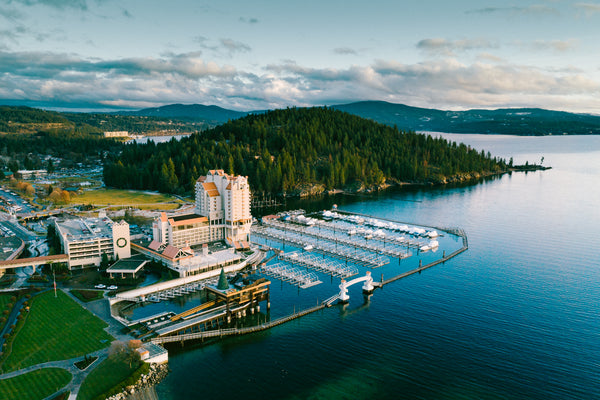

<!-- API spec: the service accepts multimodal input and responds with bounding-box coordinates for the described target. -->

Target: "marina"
[251,226,391,267]
[154,134,600,400]
[258,262,322,288]
[278,251,358,278]
[131,209,467,346]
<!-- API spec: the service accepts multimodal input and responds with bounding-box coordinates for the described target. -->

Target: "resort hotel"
[53,170,260,278]
[137,169,256,277]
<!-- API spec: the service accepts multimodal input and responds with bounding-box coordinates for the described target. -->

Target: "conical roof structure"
[217,268,229,290]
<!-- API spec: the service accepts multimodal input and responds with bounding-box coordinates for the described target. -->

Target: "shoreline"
[274,164,552,199]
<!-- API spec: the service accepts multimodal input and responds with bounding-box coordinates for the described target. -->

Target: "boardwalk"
[151,304,325,345]
[381,228,468,286]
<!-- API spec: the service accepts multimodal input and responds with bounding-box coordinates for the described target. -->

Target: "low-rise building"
[54,216,131,269]
[107,254,148,279]
[103,131,129,138]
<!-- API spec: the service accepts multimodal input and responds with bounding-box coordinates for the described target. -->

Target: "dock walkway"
[252,227,389,268]
[151,303,325,344]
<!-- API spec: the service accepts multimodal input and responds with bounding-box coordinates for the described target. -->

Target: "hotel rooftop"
[54,216,115,240]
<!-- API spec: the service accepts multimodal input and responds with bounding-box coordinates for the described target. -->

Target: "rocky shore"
[107,363,169,400]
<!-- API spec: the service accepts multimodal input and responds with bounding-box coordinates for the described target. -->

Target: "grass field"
[0,293,14,310]
[77,353,144,400]
[70,289,104,303]
[1,290,114,372]
[70,188,184,210]
[0,367,72,400]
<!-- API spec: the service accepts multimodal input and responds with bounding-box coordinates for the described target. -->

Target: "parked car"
[94,284,106,289]
[107,285,118,290]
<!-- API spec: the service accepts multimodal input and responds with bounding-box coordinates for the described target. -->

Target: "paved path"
[1,289,135,400]
[0,347,110,400]
[0,296,26,349]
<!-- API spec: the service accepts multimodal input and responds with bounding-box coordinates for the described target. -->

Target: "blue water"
[156,134,600,400]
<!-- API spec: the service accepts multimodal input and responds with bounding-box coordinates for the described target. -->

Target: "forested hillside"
[333,101,600,135]
[0,105,207,135]
[103,107,507,195]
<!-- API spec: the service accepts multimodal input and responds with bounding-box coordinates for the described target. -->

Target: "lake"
[154,134,600,399]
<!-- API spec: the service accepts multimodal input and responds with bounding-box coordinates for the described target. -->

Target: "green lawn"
[71,188,183,210]
[0,293,13,309]
[77,353,145,400]
[1,290,114,372]
[0,367,72,400]
[70,289,104,303]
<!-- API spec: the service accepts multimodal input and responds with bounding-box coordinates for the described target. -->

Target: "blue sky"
[1,0,599,112]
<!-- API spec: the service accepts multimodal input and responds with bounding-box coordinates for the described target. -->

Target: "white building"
[54,216,131,269]
[103,131,129,138]
[152,212,211,248]
[195,169,252,243]
[153,169,251,249]
[146,169,254,277]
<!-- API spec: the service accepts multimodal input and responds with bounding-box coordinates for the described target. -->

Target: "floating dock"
[279,251,358,278]
[143,210,468,346]
[259,262,322,288]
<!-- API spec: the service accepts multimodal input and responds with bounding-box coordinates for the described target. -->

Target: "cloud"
[219,38,251,54]
[574,3,600,16]
[466,5,559,16]
[477,53,504,63]
[417,38,498,56]
[193,36,251,56]
[530,39,577,52]
[8,0,94,11]
[239,17,258,24]
[0,25,28,44]
[261,58,600,111]
[1,49,599,113]
[333,47,358,55]
[0,6,24,21]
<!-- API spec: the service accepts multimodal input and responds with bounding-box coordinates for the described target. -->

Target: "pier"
[251,226,389,268]
[279,251,358,278]
[258,262,322,288]
[151,303,326,345]
[144,211,468,346]
[263,218,416,256]
[380,228,468,286]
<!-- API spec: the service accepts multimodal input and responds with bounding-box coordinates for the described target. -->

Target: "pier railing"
[150,303,325,345]
[381,226,468,286]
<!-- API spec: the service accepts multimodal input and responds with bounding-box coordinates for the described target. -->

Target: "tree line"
[104,107,507,195]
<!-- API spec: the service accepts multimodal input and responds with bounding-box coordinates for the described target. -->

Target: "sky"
[1,0,600,112]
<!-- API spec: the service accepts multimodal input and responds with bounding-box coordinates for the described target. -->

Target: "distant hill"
[120,103,248,125]
[3,101,599,135]
[104,107,508,195]
[123,101,600,135]
[331,101,600,135]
